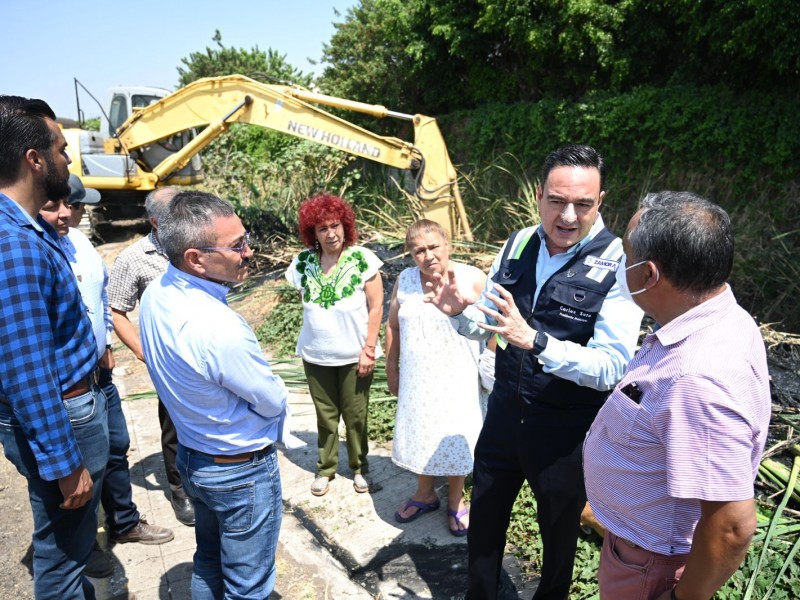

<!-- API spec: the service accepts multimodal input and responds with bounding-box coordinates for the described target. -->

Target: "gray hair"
[145,186,180,222]
[629,191,733,293]
[158,190,237,266]
[404,219,449,252]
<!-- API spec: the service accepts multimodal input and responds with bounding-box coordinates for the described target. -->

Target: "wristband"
[364,351,375,360]
[670,589,679,600]
[532,330,548,355]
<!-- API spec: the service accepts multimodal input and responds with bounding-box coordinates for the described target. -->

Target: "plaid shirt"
[0,194,98,481]
[108,231,169,311]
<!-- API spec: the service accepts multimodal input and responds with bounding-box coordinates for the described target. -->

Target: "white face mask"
[616,254,658,303]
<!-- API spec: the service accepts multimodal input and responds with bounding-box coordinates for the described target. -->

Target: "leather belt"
[0,369,98,405]
[210,445,273,464]
[620,537,640,549]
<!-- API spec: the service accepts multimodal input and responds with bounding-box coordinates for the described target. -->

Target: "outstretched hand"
[476,284,537,350]
[423,268,477,315]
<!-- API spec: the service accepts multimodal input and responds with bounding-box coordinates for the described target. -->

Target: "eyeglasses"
[198,232,251,257]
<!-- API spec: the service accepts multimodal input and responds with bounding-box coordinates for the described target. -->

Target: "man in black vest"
[426,144,644,599]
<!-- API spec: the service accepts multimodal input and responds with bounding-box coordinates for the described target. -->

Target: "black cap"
[68,174,101,205]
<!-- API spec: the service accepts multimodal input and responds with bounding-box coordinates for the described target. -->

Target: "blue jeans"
[98,367,140,534]
[177,443,282,599]
[0,386,109,600]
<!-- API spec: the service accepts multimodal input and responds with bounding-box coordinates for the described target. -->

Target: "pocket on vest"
[550,283,604,325]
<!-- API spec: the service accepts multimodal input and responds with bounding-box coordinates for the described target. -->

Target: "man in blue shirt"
[0,96,110,599]
[427,145,644,599]
[140,191,289,599]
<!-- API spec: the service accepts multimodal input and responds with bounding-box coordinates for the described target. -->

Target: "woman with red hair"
[285,193,384,497]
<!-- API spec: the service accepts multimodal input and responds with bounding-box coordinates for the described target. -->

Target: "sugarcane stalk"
[744,455,800,600]
[759,458,800,503]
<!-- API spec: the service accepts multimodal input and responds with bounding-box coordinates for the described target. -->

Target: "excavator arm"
[111,75,471,239]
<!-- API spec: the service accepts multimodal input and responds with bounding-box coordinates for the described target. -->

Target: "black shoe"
[84,541,113,578]
[171,495,195,526]
[110,517,175,545]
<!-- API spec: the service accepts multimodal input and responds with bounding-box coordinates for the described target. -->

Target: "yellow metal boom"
[107,75,471,239]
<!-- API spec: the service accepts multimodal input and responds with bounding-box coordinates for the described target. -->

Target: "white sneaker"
[311,475,331,496]
[353,473,382,493]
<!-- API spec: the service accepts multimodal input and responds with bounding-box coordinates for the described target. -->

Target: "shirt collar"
[0,192,45,231]
[144,230,168,256]
[654,284,735,346]
[164,263,231,303]
[536,213,606,257]
[0,193,66,250]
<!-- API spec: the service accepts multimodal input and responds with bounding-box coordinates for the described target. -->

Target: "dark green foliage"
[320,1,419,111]
[443,85,800,186]
[669,0,800,90]
[321,1,799,113]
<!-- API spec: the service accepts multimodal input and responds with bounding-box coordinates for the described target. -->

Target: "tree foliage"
[668,0,800,89]
[319,2,416,110]
[320,0,800,112]
[177,30,313,88]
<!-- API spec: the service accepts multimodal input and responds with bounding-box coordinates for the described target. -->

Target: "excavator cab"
[99,86,203,182]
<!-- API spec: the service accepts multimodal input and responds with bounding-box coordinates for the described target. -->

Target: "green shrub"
[255,285,304,358]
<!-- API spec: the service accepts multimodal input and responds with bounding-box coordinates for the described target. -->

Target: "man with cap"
[65,172,101,230]
[40,176,174,577]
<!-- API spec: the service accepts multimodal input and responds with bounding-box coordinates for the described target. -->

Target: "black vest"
[491,226,620,411]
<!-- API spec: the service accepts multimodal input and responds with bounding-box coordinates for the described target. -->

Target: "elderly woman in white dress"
[385,219,487,536]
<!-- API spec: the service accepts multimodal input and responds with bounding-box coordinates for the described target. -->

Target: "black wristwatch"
[532,330,548,355]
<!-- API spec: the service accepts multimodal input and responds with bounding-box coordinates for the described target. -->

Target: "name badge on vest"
[583,255,620,271]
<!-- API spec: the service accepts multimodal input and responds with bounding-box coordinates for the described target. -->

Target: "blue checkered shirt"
[0,194,98,481]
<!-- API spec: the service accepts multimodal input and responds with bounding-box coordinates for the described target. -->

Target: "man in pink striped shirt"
[583,191,771,600]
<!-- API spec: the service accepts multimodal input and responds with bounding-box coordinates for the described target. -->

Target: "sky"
[1,0,356,120]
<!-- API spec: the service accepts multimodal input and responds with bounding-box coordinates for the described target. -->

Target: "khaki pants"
[303,360,373,478]
[599,530,687,600]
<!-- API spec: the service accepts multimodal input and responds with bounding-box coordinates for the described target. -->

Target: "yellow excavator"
[63,74,472,240]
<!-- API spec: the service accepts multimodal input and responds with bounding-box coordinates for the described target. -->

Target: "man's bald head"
[145,186,180,228]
